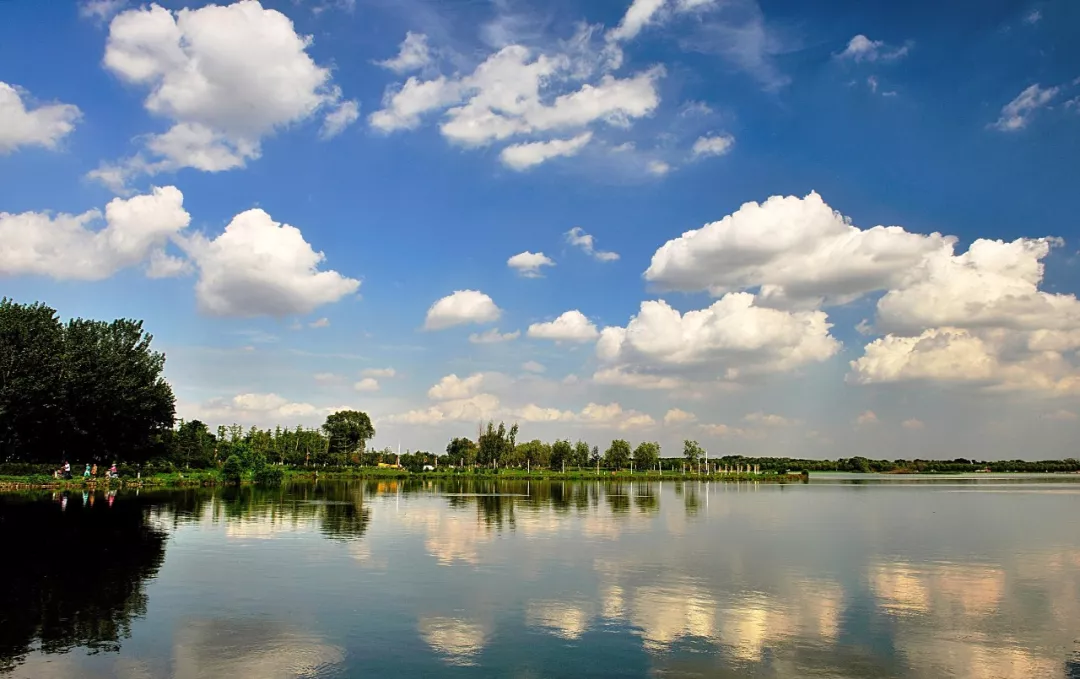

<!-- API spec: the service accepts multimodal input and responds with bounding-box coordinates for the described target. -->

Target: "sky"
[1,0,1079,460]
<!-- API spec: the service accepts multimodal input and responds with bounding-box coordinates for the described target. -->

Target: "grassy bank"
[0,467,807,490]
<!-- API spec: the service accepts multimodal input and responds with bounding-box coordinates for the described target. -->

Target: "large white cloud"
[183,208,359,317]
[428,373,485,400]
[645,191,952,307]
[507,251,556,277]
[597,293,840,381]
[0,82,81,154]
[424,290,501,330]
[528,310,600,342]
[370,33,662,167]
[93,0,357,187]
[0,186,189,280]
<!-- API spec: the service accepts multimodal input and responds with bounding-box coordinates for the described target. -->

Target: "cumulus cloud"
[507,251,556,277]
[388,393,501,425]
[183,392,321,426]
[855,410,878,426]
[691,134,734,157]
[500,132,593,170]
[514,401,656,429]
[93,0,357,187]
[0,82,81,154]
[354,377,380,392]
[606,0,717,43]
[597,294,840,382]
[663,408,697,425]
[182,208,359,317]
[836,34,910,63]
[469,328,520,343]
[0,186,190,280]
[566,226,619,261]
[319,100,360,140]
[377,32,433,73]
[593,367,683,390]
[989,84,1059,132]
[528,310,600,342]
[647,160,671,176]
[744,411,799,426]
[363,367,396,378]
[425,290,501,330]
[645,191,952,308]
[369,30,664,167]
[428,373,485,400]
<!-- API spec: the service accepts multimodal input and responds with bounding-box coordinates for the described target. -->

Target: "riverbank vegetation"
[3,299,1079,492]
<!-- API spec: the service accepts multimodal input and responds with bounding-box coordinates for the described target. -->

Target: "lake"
[3,477,1080,678]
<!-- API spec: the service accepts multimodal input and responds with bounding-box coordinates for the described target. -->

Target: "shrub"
[253,465,284,486]
[222,455,245,484]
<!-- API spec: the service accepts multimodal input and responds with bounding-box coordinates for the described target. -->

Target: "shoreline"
[0,469,808,491]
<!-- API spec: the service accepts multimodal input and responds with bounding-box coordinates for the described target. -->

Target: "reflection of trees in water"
[214,483,372,541]
[634,483,659,514]
[606,483,631,514]
[0,492,167,673]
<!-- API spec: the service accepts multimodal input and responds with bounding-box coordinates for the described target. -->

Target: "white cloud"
[507,251,556,277]
[0,82,81,154]
[428,373,485,400]
[528,310,600,342]
[571,402,655,429]
[836,34,910,63]
[663,408,697,425]
[319,99,360,140]
[989,84,1059,132]
[855,410,878,426]
[698,422,755,438]
[691,134,734,157]
[1024,9,1042,24]
[522,361,546,374]
[0,186,190,280]
[314,372,341,383]
[644,191,952,307]
[146,248,193,278]
[1042,409,1078,422]
[425,290,501,330]
[183,208,359,318]
[377,32,434,73]
[469,328,520,343]
[593,367,683,390]
[647,160,671,175]
[387,393,501,425]
[182,392,321,426]
[369,33,664,165]
[94,1,356,186]
[353,377,379,392]
[848,327,1080,394]
[744,411,799,426]
[597,294,840,381]
[500,132,593,170]
[80,0,127,22]
[565,226,619,261]
[607,0,667,42]
[363,367,396,378]
[902,418,924,430]
[309,317,330,328]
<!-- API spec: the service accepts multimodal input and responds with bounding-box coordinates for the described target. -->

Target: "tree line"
[4,299,1080,476]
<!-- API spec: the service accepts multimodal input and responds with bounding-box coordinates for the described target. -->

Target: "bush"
[222,455,245,484]
[0,463,56,477]
[253,465,284,486]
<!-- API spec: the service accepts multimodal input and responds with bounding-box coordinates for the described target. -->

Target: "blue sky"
[2,0,1079,458]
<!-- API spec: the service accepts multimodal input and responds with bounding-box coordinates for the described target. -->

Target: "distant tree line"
[4,299,1080,476]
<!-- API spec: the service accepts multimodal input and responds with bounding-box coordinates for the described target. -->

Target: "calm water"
[4,478,1080,678]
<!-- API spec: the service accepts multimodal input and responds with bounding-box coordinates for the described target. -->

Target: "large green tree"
[683,440,704,469]
[446,437,478,466]
[0,300,175,464]
[323,410,375,456]
[604,439,632,470]
[550,439,572,470]
[633,441,660,470]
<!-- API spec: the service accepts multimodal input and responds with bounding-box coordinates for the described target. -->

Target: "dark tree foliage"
[0,300,175,465]
[477,421,517,466]
[633,441,660,469]
[604,439,632,470]
[446,437,478,466]
[323,410,375,455]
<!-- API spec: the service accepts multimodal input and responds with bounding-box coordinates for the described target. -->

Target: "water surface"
[3,478,1080,678]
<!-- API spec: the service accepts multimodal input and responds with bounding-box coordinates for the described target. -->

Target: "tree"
[572,441,590,468]
[0,300,64,463]
[683,440,704,469]
[477,421,518,467]
[446,437,478,466]
[604,439,632,470]
[323,410,375,456]
[633,441,660,470]
[551,439,572,470]
[173,419,217,468]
